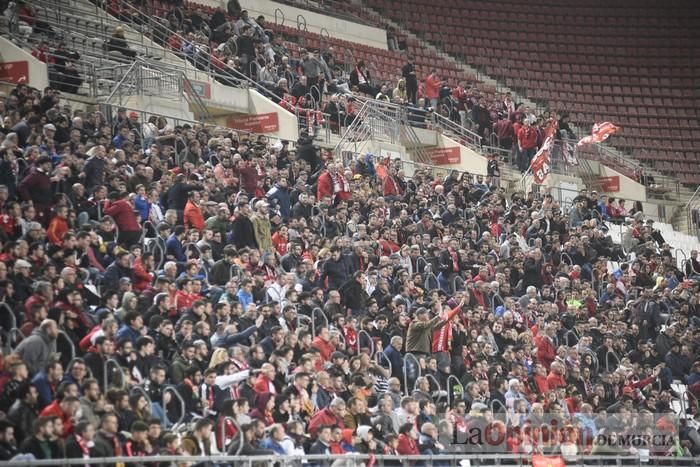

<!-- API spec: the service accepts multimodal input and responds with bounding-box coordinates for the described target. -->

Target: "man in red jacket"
[516,119,538,173]
[46,205,69,246]
[308,397,346,438]
[316,163,334,203]
[546,361,567,390]
[39,395,80,438]
[253,363,277,394]
[184,191,205,231]
[103,192,141,247]
[535,324,557,370]
[312,326,335,362]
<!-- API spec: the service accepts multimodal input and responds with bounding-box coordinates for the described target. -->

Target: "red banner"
[598,176,620,192]
[227,113,279,133]
[0,61,29,84]
[427,147,461,165]
[532,455,565,467]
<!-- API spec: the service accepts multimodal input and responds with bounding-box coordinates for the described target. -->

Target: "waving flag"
[561,140,578,166]
[577,121,619,146]
[529,118,558,184]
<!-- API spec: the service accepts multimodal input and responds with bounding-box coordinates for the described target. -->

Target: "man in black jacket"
[7,383,39,444]
[166,174,200,223]
[64,420,95,459]
[232,201,257,249]
[93,413,122,458]
[340,271,369,316]
[402,56,418,104]
[0,421,17,461]
[321,247,349,292]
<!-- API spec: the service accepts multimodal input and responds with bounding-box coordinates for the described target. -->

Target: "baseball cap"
[43,123,56,131]
[119,277,132,285]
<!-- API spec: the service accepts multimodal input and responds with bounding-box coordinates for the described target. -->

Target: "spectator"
[106,26,136,58]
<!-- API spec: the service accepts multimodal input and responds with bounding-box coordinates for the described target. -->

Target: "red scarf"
[76,434,90,462]
[449,248,459,272]
[432,320,453,353]
[330,171,350,195]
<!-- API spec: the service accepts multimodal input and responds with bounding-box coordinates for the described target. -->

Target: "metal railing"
[163,384,186,426]
[3,454,693,467]
[685,184,700,238]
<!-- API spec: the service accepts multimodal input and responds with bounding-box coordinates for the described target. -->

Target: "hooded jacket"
[15,326,56,374]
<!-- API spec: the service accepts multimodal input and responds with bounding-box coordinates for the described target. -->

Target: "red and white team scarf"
[577,121,619,146]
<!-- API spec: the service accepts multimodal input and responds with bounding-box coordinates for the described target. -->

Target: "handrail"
[9,328,25,351]
[104,357,127,390]
[311,307,327,338]
[605,350,620,373]
[375,351,393,377]
[130,385,153,408]
[163,384,186,426]
[56,330,76,361]
[104,60,141,104]
[274,8,285,26]
[220,415,243,455]
[357,329,375,357]
[0,302,17,330]
[296,313,312,331]
[446,374,463,408]
[402,352,421,394]
[491,398,507,414]
[424,373,443,404]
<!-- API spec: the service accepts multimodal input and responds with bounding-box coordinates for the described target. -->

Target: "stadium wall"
[0,36,49,90]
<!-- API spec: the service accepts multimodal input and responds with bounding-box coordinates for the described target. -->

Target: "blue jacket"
[383,345,404,379]
[134,195,150,221]
[266,185,291,219]
[259,437,286,455]
[116,324,140,345]
[31,370,55,409]
[236,289,253,309]
[166,234,187,262]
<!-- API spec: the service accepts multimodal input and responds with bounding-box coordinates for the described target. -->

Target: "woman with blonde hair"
[208,347,230,370]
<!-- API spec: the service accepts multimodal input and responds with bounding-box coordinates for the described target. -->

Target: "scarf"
[76,434,90,464]
[331,171,350,195]
[432,319,452,353]
[449,248,459,272]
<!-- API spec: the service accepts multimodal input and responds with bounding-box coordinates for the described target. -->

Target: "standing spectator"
[15,319,59,374]
[104,192,141,247]
[402,56,418,104]
[424,70,441,110]
[18,156,54,226]
[516,119,538,173]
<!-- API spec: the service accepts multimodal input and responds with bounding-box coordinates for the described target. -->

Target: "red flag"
[532,455,566,467]
[530,136,554,184]
[577,121,619,146]
[527,117,558,184]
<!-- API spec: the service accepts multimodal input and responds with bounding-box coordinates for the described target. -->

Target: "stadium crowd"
[0,78,699,466]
